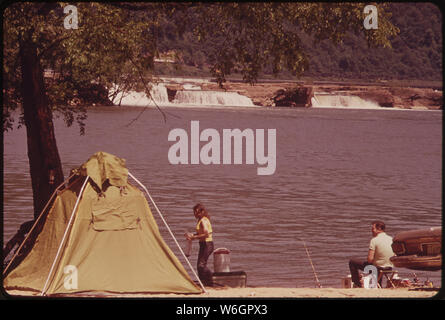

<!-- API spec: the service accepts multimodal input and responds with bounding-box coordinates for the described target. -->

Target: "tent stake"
[128,172,207,294]
[40,175,90,296]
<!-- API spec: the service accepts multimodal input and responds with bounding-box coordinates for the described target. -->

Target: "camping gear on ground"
[363,273,378,289]
[3,152,203,296]
[213,248,230,273]
[211,248,246,288]
[390,227,442,271]
[212,271,247,288]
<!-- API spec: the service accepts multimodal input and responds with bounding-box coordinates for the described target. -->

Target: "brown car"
[390,227,442,271]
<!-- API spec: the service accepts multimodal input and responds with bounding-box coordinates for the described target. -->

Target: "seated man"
[349,220,395,288]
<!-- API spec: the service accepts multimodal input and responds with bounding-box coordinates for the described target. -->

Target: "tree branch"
[125,56,167,126]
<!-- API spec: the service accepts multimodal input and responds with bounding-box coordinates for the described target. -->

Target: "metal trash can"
[213,248,230,273]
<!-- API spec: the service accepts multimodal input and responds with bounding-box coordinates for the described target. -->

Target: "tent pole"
[128,172,207,294]
[3,172,76,276]
[40,175,90,296]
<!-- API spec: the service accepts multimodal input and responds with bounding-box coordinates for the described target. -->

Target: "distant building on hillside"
[154,50,178,64]
[43,69,60,79]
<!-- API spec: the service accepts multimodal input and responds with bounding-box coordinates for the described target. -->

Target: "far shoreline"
[99,77,443,111]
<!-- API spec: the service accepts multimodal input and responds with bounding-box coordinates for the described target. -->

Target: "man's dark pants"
[348,258,373,287]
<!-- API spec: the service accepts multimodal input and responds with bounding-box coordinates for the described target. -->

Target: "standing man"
[349,221,395,288]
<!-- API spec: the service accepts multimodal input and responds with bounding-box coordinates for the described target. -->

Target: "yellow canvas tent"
[3,152,203,296]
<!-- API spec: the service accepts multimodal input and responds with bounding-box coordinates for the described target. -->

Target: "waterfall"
[112,84,170,106]
[182,84,202,90]
[173,90,255,107]
[311,93,381,109]
[110,80,255,107]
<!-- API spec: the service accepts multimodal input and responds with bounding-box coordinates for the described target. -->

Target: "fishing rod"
[299,237,322,288]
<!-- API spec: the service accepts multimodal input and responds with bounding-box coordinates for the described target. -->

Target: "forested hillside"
[155,3,442,82]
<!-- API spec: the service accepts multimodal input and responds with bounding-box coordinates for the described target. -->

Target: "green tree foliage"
[155,3,441,82]
[303,3,442,81]
[187,3,398,86]
[3,2,164,132]
[3,2,402,130]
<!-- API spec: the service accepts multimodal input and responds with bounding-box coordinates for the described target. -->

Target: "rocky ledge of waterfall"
[317,85,443,110]
[199,81,443,110]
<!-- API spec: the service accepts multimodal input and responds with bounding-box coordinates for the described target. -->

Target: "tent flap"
[91,186,139,231]
[80,151,128,190]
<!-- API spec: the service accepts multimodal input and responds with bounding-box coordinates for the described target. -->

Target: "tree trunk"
[19,38,64,219]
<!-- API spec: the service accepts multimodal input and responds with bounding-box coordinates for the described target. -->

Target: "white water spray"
[112,84,170,107]
[173,90,254,107]
[111,82,255,107]
[311,93,382,109]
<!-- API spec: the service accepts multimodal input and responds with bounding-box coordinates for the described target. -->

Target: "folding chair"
[377,267,398,288]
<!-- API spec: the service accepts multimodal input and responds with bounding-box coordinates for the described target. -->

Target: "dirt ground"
[4,286,440,299]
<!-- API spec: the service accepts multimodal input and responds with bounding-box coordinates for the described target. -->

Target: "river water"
[3,105,442,288]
